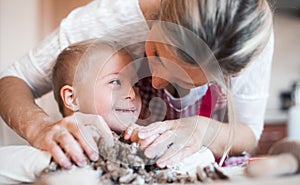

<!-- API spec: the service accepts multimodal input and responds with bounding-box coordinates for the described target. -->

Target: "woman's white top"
[0,0,274,140]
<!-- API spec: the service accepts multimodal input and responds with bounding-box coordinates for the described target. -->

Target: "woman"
[0,0,273,169]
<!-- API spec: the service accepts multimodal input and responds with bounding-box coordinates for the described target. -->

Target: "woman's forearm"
[0,77,53,144]
[128,115,257,168]
[205,119,257,157]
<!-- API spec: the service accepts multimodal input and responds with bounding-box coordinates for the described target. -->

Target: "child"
[52,39,141,133]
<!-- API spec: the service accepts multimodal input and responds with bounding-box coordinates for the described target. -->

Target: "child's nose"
[125,87,136,101]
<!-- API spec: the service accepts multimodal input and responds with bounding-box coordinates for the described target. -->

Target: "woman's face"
[145,40,208,90]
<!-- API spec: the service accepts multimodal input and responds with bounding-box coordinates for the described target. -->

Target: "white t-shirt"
[0,0,274,140]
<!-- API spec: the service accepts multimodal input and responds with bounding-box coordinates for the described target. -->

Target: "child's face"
[78,52,141,133]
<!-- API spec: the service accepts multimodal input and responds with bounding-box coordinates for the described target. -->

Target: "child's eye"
[110,79,121,86]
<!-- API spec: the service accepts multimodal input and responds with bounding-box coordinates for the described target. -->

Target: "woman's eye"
[110,79,121,86]
[154,51,160,59]
[154,51,163,64]
[133,82,139,87]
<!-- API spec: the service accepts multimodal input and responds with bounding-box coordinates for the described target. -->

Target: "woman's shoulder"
[59,0,151,56]
[231,32,274,98]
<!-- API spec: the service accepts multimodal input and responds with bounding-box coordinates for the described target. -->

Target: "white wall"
[0,0,89,146]
[267,14,300,111]
[0,0,39,70]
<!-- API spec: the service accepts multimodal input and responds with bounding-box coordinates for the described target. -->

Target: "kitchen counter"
[256,109,289,155]
[220,166,300,185]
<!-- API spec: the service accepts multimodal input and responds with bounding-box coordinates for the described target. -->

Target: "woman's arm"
[0,77,51,143]
[206,119,257,157]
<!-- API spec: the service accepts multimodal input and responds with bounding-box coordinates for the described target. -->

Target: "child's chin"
[114,117,138,127]
[108,122,130,134]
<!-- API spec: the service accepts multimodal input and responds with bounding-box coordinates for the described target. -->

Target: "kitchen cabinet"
[254,123,287,156]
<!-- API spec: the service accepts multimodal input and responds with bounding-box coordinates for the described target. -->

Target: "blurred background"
[0,0,91,145]
[0,0,299,155]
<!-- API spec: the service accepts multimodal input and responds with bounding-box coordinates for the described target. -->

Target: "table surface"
[219,166,300,185]
[18,166,300,185]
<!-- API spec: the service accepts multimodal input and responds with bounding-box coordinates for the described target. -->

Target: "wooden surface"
[254,123,287,156]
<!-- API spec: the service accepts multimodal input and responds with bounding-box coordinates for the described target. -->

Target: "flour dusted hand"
[31,112,114,169]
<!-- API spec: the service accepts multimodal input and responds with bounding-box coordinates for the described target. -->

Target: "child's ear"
[60,85,79,112]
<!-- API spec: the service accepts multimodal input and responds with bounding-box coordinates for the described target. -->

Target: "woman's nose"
[152,76,169,89]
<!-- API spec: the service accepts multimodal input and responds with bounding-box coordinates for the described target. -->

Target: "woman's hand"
[31,112,114,169]
[125,116,211,168]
